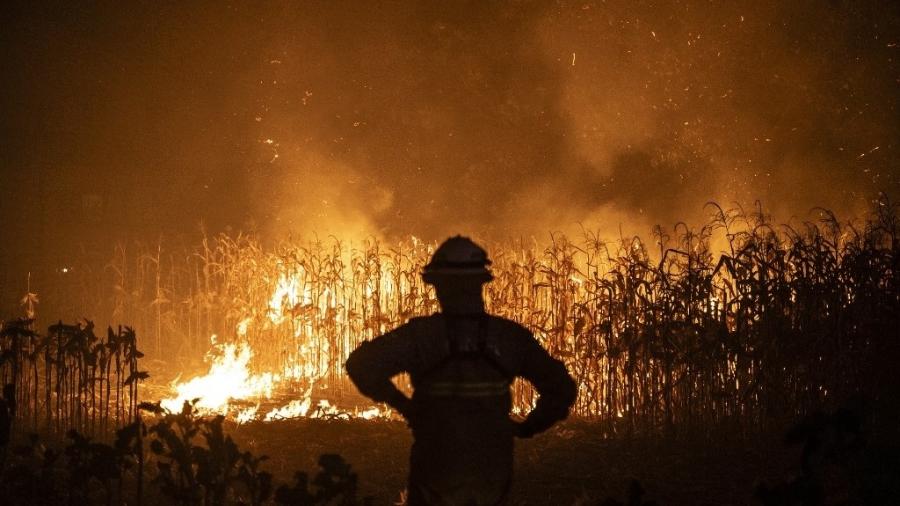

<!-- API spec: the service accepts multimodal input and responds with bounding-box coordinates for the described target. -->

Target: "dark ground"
[227,418,799,506]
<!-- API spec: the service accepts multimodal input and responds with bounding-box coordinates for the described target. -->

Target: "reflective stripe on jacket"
[346,313,576,434]
[346,313,577,506]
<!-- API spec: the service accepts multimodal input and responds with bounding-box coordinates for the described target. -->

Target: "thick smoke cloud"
[1,0,898,253]
[240,0,900,239]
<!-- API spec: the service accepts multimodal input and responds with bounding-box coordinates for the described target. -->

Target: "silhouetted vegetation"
[0,399,367,506]
[26,197,899,434]
[143,400,273,506]
[1,199,897,504]
[1,411,152,505]
[756,402,900,506]
[598,480,659,506]
[0,319,146,438]
[0,328,897,504]
[273,454,371,506]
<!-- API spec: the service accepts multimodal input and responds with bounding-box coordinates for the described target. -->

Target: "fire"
[264,398,312,421]
[160,336,277,414]
[160,266,393,422]
[160,334,391,422]
[268,271,308,325]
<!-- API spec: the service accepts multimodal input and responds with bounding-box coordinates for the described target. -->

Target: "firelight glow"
[160,266,394,422]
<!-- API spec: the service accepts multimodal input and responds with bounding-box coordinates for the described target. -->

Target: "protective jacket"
[345,312,577,506]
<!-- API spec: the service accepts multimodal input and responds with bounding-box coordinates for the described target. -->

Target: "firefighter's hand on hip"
[395,396,417,426]
[511,419,536,439]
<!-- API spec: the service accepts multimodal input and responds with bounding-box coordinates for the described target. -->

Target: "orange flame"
[160,268,392,422]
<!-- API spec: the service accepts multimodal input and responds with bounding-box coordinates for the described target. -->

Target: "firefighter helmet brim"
[422,235,493,285]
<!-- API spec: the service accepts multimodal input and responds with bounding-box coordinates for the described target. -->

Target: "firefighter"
[345,236,577,506]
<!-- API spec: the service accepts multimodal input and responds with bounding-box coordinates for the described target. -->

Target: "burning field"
[2,199,899,504]
[2,0,900,504]
[7,200,897,431]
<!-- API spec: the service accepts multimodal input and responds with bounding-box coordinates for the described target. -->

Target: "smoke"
[540,0,899,232]
[246,0,899,240]
[2,0,898,248]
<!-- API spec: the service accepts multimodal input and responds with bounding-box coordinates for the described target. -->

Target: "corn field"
[0,320,146,437]
[7,198,899,435]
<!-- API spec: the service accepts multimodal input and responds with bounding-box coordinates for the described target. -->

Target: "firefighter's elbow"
[344,348,364,383]
[562,373,577,409]
[552,358,577,397]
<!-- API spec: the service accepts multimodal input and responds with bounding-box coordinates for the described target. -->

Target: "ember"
[100,198,898,430]
[1,1,898,503]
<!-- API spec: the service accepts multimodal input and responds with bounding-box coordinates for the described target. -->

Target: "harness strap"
[415,315,512,399]
[416,380,510,398]
[472,315,514,380]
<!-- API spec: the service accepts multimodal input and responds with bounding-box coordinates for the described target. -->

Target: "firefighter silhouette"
[346,236,577,506]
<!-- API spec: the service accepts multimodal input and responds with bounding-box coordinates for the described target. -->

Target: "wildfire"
[159,336,277,414]
[160,267,394,423]
[160,334,392,422]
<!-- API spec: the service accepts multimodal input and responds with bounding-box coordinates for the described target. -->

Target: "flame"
[268,271,307,325]
[160,267,392,422]
[160,335,390,422]
[160,336,277,414]
[236,405,260,424]
[264,398,312,421]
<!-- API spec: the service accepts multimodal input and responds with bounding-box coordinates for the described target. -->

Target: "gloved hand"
[512,418,537,439]
[392,395,416,424]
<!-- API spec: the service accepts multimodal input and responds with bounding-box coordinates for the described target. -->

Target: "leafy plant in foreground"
[146,399,273,506]
[597,480,659,506]
[274,453,371,506]
[756,401,900,506]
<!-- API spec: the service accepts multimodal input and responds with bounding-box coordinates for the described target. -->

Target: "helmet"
[422,236,493,284]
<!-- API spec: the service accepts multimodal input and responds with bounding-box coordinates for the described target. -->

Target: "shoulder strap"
[473,314,514,380]
[417,314,512,384]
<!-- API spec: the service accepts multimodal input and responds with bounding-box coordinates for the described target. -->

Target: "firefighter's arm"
[514,333,577,438]
[345,326,414,419]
